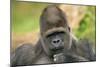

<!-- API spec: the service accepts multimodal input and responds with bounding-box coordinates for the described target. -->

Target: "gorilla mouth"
[56,48,64,53]
[51,47,64,54]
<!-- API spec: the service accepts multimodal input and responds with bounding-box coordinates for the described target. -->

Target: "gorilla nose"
[52,38,62,47]
[52,39,61,44]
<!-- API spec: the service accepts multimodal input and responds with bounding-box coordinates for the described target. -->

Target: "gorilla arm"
[76,39,96,61]
[11,41,42,67]
[67,38,96,62]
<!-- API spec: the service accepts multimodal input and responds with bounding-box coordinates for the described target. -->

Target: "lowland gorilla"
[11,5,96,67]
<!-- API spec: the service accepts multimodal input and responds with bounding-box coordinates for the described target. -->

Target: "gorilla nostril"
[53,40,57,43]
[57,40,60,43]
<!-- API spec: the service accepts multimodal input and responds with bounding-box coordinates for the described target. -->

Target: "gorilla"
[11,5,96,67]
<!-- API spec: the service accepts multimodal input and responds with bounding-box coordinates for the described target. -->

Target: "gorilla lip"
[52,48,64,54]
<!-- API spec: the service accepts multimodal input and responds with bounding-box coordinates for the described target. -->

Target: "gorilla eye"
[46,31,65,38]
[68,27,70,31]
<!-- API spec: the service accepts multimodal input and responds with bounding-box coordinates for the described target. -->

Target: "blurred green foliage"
[74,6,96,44]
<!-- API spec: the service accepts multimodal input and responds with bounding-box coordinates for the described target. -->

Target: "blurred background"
[11,1,96,51]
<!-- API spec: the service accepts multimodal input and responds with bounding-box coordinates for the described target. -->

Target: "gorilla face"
[45,29,71,54]
[40,5,72,58]
[47,31,65,51]
[40,26,72,58]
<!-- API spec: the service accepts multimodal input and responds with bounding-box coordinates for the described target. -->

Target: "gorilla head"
[39,5,72,61]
